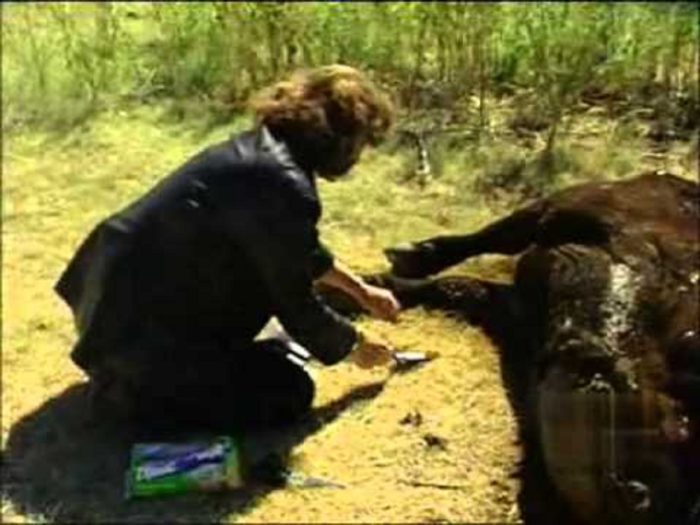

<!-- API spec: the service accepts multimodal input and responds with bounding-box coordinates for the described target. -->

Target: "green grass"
[3,3,697,134]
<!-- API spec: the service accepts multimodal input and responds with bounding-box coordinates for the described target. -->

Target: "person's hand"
[348,334,394,369]
[360,284,401,322]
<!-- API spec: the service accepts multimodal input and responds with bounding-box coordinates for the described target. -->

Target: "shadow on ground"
[2,381,385,523]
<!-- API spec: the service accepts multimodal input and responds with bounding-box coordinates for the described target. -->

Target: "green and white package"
[125,436,243,499]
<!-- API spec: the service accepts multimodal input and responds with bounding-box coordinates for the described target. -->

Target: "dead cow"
[324,171,700,524]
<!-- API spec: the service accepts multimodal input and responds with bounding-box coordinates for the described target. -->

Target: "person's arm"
[248,206,354,363]
[221,165,386,366]
[316,261,401,322]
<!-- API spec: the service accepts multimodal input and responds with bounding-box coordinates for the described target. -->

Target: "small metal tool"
[392,350,435,372]
[284,469,346,489]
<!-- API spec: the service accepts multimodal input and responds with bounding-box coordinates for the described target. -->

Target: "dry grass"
[2,103,696,523]
[237,310,519,523]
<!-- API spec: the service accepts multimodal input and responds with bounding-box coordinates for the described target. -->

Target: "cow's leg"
[318,273,521,345]
[385,203,545,278]
[368,273,511,321]
[318,273,500,317]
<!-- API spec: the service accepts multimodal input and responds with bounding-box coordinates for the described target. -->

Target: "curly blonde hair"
[249,65,395,146]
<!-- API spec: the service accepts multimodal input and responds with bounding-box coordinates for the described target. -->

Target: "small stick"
[400,480,466,491]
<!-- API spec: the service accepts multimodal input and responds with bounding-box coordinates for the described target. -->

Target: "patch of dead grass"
[2,102,695,522]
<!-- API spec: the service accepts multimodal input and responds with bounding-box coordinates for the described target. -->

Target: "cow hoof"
[384,242,439,278]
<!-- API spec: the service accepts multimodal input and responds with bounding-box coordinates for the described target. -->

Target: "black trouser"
[88,338,315,435]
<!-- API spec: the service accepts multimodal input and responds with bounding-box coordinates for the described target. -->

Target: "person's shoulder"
[252,127,317,200]
[256,156,314,196]
[198,128,303,182]
[199,127,319,210]
[171,129,260,176]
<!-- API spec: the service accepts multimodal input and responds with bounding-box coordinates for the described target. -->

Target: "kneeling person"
[55,65,400,433]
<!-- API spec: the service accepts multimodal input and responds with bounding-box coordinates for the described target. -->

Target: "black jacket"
[55,126,358,371]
